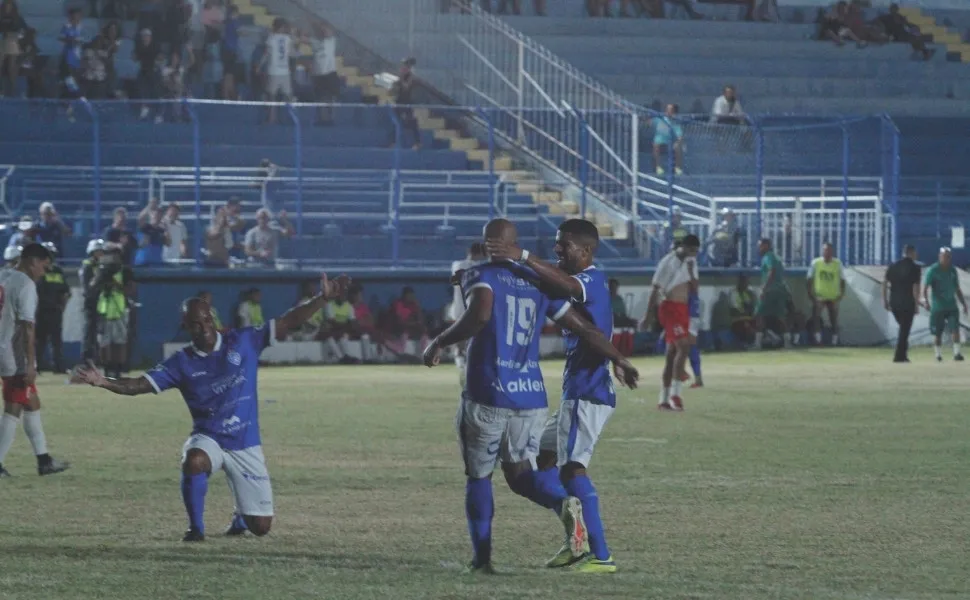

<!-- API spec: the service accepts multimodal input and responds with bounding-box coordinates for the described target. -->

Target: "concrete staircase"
[232,0,601,232]
[900,6,970,62]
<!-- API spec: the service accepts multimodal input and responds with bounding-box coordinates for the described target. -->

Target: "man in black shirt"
[390,57,422,150]
[883,244,921,363]
[36,243,71,373]
[877,4,935,61]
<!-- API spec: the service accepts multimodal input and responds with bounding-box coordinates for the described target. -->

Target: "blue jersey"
[688,291,700,318]
[60,23,82,69]
[461,262,569,410]
[558,267,616,407]
[144,322,276,450]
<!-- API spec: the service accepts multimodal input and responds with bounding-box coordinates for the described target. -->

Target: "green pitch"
[2,349,968,599]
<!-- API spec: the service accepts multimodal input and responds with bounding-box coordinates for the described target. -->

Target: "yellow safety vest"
[97,271,126,320]
[328,301,353,324]
[244,301,265,327]
[811,257,843,301]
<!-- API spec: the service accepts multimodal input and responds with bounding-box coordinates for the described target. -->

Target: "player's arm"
[423,287,492,367]
[76,367,156,396]
[556,307,639,389]
[484,239,583,299]
[16,320,37,386]
[276,273,349,340]
[922,270,932,309]
[881,266,891,310]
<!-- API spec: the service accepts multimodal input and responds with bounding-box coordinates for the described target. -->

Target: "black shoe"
[225,514,248,536]
[937,356,943,362]
[182,528,205,542]
[0,464,11,478]
[38,457,70,476]
[955,354,965,362]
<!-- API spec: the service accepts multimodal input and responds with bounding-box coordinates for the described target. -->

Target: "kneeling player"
[74,273,349,540]
[0,244,70,478]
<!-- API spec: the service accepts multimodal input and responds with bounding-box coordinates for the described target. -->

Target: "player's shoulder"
[576,266,609,295]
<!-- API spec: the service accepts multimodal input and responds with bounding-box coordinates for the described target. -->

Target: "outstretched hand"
[613,359,639,390]
[71,361,107,387]
[484,238,523,262]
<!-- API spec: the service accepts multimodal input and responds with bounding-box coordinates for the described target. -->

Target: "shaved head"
[483,218,517,246]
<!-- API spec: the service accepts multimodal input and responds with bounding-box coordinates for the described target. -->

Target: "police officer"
[79,239,105,363]
[35,242,70,373]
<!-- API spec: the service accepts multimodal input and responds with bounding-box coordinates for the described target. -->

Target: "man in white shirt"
[310,23,339,124]
[244,208,294,265]
[262,17,293,124]
[711,85,745,125]
[162,203,188,262]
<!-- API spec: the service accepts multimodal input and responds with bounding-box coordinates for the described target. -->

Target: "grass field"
[2,348,969,599]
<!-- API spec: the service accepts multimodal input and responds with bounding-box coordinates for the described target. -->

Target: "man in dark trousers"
[79,239,106,363]
[882,245,921,363]
[35,243,71,373]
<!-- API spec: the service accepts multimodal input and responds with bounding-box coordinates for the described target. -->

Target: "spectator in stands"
[730,274,756,346]
[250,31,269,103]
[324,287,359,364]
[262,17,294,124]
[162,203,188,262]
[610,278,638,328]
[100,21,122,97]
[134,28,162,121]
[257,159,282,214]
[817,2,867,48]
[220,4,242,100]
[134,201,169,266]
[236,287,264,327]
[59,8,84,106]
[35,202,71,256]
[18,27,45,99]
[205,206,231,267]
[711,85,745,125]
[653,103,684,177]
[201,0,224,48]
[82,35,110,100]
[483,0,546,16]
[664,206,688,249]
[309,22,339,125]
[389,57,421,150]
[103,206,138,265]
[161,50,190,120]
[0,0,26,97]
[707,207,744,267]
[876,3,935,61]
[244,208,293,265]
[389,286,429,358]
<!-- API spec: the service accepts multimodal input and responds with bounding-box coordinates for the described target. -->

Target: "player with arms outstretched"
[423,219,638,573]
[922,247,967,362]
[73,273,349,541]
[486,218,627,573]
[648,234,700,411]
[0,243,71,478]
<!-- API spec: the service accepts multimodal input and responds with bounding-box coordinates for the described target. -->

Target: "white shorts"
[182,434,274,517]
[689,317,700,337]
[266,74,292,99]
[455,395,546,479]
[540,398,614,468]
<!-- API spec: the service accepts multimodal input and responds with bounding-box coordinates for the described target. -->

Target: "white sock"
[671,380,682,397]
[324,337,342,360]
[338,335,352,357]
[954,342,961,357]
[0,414,20,464]
[934,345,942,359]
[22,410,48,457]
[360,334,372,361]
[755,332,763,347]
[832,334,839,345]
[659,387,670,405]
[815,331,822,344]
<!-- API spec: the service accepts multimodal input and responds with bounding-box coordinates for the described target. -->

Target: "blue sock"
[465,477,494,566]
[689,345,702,378]
[180,472,208,534]
[231,513,248,531]
[508,468,567,511]
[566,475,610,561]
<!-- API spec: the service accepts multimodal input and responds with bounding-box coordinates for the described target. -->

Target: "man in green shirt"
[754,238,792,349]
[922,247,967,362]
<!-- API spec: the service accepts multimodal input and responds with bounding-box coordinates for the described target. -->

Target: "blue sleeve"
[546,295,571,322]
[460,266,494,302]
[144,353,184,394]
[237,321,277,354]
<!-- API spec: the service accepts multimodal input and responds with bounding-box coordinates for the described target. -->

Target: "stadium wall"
[54,266,924,366]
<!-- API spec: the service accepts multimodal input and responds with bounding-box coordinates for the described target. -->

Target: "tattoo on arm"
[100,376,155,396]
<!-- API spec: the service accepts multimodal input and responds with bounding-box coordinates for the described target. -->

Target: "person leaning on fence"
[652,103,684,177]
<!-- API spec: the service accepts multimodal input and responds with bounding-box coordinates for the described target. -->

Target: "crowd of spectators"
[0,0,342,120]
[815,1,935,60]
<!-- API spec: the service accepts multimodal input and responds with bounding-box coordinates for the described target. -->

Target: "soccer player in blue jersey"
[423,218,638,573]
[487,218,627,573]
[73,273,349,542]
